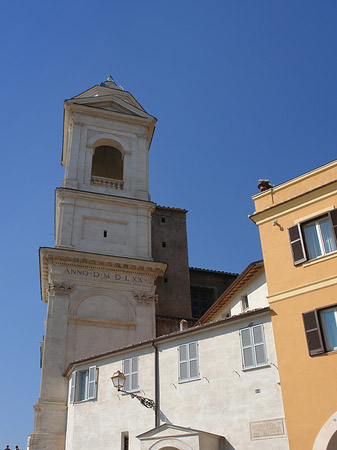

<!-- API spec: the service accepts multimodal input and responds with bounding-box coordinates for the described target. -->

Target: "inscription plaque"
[250,418,285,440]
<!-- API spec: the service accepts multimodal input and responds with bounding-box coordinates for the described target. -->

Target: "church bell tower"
[28,78,166,450]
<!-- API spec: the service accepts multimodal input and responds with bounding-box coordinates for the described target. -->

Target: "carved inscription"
[63,268,144,283]
[250,418,285,440]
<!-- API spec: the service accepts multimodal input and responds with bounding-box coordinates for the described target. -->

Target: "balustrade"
[91,176,124,190]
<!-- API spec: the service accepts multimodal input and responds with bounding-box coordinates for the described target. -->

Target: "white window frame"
[303,216,337,260]
[178,341,200,382]
[122,357,139,392]
[70,365,97,403]
[239,324,268,370]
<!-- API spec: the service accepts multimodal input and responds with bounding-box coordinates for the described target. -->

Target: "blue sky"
[1,1,337,447]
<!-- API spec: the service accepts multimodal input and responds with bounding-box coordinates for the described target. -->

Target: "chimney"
[179,319,188,331]
[257,179,273,192]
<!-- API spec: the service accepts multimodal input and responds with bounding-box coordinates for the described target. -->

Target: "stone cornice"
[55,187,157,212]
[249,181,337,226]
[39,247,167,303]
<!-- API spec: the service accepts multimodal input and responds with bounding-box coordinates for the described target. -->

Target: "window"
[242,295,249,311]
[123,357,138,392]
[288,209,337,265]
[178,341,199,382]
[191,287,215,318]
[70,366,97,403]
[239,324,267,369]
[303,305,337,355]
[121,432,129,450]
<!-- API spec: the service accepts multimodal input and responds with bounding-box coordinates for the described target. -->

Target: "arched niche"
[313,411,337,450]
[92,145,123,181]
[149,440,193,450]
[69,289,135,323]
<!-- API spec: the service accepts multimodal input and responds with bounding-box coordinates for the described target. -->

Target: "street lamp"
[111,370,155,410]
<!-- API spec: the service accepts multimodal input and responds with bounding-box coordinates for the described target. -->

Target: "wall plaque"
[250,418,285,440]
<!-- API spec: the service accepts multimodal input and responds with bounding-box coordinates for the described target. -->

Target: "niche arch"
[148,440,193,450]
[313,411,337,450]
[69,288,135,323]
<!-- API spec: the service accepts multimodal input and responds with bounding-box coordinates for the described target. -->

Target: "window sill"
[178,377,201,384]
[242,364,270,372]
[73,398,96,404]
[303,251,337,267]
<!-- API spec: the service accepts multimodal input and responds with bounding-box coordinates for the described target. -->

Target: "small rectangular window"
[242,295,249,311]
[161,217,166,223]
[178,341,199,382]
[121,432,129,450]
[103,230,107,237]
[70,366,97,403]
[162,241,166,248]
[239,325,267,369]
[123,357,139,392]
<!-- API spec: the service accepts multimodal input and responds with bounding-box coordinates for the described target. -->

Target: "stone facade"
[29,79,166,450]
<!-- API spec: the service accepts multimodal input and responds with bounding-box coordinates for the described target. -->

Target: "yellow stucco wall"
[251,160,337,450]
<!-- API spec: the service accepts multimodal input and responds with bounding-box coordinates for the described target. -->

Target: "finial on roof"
[100,75,124,90]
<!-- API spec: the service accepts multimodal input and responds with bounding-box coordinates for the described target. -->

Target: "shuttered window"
[69,366,97,403]
[178,341,199,382]
[123,357,138,392]
[240,324,268,369]
[303,305,337,355]
[288,209,337,265]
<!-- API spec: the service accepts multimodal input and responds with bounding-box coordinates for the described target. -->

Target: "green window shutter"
[302,310,325,356]
[288,224,307,265]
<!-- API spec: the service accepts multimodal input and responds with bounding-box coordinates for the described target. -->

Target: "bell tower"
[28,78,166,450]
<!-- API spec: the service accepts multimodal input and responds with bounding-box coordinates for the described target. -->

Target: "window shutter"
[288,224,307,265]
[178,344,188,381]
[123,359,131,391]
[131,358,138,391]
[302,310,325,356]
[240,328,254,369]
[328,209,337,244]
[189,342,199,379]
[70,371,76,403]
[252,325,267,366]
[88,366,96,399]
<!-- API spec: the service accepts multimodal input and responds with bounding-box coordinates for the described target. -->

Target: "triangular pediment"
[137,423,202,440]
[70,84,153,120]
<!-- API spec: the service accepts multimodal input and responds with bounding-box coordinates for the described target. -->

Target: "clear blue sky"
[1,1,337,447]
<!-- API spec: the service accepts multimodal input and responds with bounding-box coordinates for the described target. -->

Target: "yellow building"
[250,160,337,450]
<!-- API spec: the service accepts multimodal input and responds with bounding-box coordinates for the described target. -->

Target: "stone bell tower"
[28,78,166,450]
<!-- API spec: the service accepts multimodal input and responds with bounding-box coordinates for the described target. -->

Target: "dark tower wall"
[152,206,192,335]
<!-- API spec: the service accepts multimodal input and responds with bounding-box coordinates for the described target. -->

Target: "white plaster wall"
[212,270,269,321]
[55,189,154,259]
[65,312,288,450]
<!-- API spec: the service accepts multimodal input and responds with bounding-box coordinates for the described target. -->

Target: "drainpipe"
[152,341,160,428]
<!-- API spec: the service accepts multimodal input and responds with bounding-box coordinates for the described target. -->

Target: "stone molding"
[40,247,166,303]
[48,282,73,296]
[134,293,158,304]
